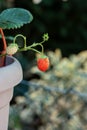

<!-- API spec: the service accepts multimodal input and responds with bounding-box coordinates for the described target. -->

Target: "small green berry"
[6,43,19,55]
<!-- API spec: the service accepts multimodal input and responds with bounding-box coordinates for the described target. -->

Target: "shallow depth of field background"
[0,0,87,130]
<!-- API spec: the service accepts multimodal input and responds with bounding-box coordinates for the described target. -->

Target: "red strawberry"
[37,55,50,72]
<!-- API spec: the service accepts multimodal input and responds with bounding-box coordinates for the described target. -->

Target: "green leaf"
[0,8,33,29]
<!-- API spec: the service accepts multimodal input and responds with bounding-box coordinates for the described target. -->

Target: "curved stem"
[30,48,42,54]
[18,46,42,55]
[39,44,44,54]
[13,34,27,48]
[27,43,44,54]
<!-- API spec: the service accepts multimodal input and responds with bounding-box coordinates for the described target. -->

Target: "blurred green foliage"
[9,50,87,130]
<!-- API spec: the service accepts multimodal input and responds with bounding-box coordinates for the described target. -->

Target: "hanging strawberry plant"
[0,8,49,71]
[0,7,49,130]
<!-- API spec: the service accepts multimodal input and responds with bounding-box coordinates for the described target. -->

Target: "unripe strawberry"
[37,55,50,72]
[6,43,18,55]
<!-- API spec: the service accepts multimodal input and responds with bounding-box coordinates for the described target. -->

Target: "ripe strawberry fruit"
[37,55,50,72]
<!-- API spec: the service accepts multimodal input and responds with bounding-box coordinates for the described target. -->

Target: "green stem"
[14,34,27,49]
[28,40,45,48]
[27,41,45,54]
[18,40,45,53]
[39,44,44,54]
[18,47,27,52]
[18,46,42,55]
[14,33,48,55]
[30,48,42,54]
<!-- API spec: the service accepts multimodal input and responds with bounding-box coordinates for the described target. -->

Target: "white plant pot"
[0,56,23,130]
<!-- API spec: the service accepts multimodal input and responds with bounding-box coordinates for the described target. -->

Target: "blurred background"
[0,0,87,130]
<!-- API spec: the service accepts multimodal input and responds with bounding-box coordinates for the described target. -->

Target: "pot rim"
[0,56,23,92]
[0,56,17,69]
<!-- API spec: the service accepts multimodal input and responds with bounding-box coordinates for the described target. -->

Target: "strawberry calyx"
[39,54,48,59]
